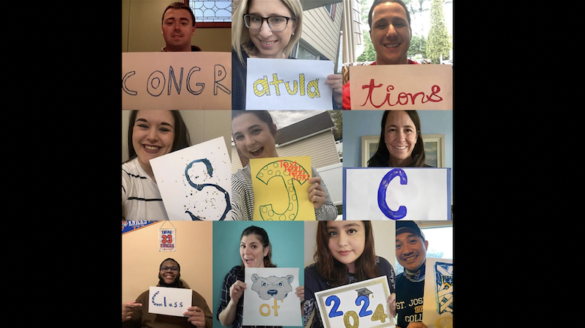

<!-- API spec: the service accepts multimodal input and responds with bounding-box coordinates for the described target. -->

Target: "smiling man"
[161,2,201,52]
[342,0,417,109]
[122,258,213,328]
[395,221,429,328]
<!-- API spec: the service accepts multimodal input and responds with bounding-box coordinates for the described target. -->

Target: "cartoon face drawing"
[250,274,294,300]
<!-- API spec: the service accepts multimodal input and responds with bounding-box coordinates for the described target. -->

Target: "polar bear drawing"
[250,274,294,300]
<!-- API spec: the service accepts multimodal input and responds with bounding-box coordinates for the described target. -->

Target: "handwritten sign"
[250,156,316,221]
[243,267,302,326]
[315,276,394,328]
[148,286,192,317]
[343,168,451,220]
[159,227,175,252]
[246,58,333,110]
[122,52,231,110]
[150,137,232,221]
[349,65,452,110]
[422,258,453,328]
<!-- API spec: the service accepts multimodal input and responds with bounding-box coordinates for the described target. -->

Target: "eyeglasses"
[243,14,294,32]
[160,266,178,272]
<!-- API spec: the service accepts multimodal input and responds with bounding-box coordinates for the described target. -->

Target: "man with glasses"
[122,258,213,327]
[161,2,201,52]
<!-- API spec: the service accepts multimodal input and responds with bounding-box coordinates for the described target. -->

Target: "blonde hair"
[232,0,304,66]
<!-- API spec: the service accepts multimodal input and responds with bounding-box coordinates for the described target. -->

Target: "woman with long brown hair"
[217,225,304,328]
[122,110,191,221]
[303,221,397,328]
[368,110,431,168]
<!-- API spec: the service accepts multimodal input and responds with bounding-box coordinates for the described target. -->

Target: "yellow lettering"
[285,80,298,95]
[272,299,280,316]
[307,79,320,98]
[259,304,270,316]
[269,73,284,96]
[253,76,270,97]
[300,74,305,96]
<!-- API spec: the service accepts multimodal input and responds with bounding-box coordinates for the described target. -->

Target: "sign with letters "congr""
[122,52,231,110]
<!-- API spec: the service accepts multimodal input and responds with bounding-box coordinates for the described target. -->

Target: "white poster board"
[349,65,452,110]
[122,52,231,110]
[344,168,451,221]
[246,58,333,110]
[242,267,302,326]
[148,286,192,317]
[422,258,453,328]
[150,136,232,221]
[314,276,394,328]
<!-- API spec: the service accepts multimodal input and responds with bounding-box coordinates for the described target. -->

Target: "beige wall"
[122,221,214,309]
[122,0,231,52]
[122,110,232,163]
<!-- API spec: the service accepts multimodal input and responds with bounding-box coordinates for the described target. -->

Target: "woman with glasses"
[122,258,213,328]
[231,0,343,110]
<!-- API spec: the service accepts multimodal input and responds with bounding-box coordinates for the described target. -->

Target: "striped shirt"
[122,158,169,221]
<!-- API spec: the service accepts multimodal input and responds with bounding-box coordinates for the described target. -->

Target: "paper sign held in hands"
[122,52,231,110]
[250,156,316,221]
[150,136,232,221]
[243,267,302,326]
[349,65,452,110]
[344,167,451,221]
[148,286,192,317]
[422,258,453,328]
[315,276,394,328]
[246,58,333,110]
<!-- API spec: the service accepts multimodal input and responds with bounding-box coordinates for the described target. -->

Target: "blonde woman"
[231,0,343,110]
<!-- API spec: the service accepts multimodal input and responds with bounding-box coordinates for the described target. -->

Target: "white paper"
[422,258,453,328]
[314,276,394,328]
[150,136,232,221]
[242,267,302,326]
[246,58,333,110]
[345,168,450,220]
[148,286,192,317]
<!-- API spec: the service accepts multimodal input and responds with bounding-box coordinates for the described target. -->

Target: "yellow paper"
[250,156,316,221]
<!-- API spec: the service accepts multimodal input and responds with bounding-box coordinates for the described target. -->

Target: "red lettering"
[359,79,444,108]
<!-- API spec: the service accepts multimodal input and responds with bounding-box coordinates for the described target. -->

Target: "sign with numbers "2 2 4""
[315,276,395,328]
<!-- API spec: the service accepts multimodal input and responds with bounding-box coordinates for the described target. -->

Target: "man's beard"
[158,272,181,287]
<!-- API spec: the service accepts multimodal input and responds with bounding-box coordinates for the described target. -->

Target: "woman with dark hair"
[217,225,304,328]
[303,221,396,328]
[122,258,213,328]
[122,110,192,221]
[230,110,337,221]
[231,0,343,110]
[368,110,431,168]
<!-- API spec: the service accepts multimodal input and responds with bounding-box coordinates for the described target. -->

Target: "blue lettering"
[377,168,408,220]
[146,70,166,97]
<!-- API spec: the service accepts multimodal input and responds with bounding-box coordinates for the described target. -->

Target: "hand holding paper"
[183,306,207,327]
[308,177,326,210]
[229,280,247,304]
[122,301,142,322]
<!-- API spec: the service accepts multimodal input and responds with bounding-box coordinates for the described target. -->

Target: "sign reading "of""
[122,52,231,110]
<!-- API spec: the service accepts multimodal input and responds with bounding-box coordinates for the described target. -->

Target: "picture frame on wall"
[361,134,445,167]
